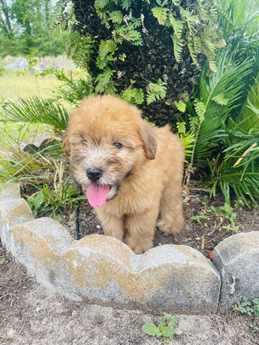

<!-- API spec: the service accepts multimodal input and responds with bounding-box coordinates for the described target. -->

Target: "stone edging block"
[213,231,259,308]
[0,183,258,310]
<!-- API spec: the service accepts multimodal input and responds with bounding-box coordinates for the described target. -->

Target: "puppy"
[63,95,185,254]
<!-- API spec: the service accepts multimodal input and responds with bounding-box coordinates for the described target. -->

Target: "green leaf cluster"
[142,313,182,343]
[29,179,85,220]
[63,0,223,100]
[152,0,223,71]
[233,297,259,331]
[146,79,167,105]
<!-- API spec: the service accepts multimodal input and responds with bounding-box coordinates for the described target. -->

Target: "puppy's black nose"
[86,168,103,182]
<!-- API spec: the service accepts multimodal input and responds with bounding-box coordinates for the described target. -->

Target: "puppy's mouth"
[85,170,131,208]
[86,183,119,207]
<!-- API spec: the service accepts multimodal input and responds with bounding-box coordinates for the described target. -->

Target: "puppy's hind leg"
[157,183,185,234]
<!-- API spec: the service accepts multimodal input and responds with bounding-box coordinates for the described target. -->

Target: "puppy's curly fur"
[63,95,185,254]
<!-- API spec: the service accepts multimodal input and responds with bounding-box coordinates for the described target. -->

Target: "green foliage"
[95,68,116,94]
[28,178,85,220]
[46,69,93,104]
[151,0,222,71]
[1,96,69,133]
[178,50,258,206]
[0,145,57,186]
[233,297,259,331]
[120,82,144,105]
[147,79,167,105]
[67,32,94,69]
[191,202,239,232]
[0,0,68,57]
[174,100,186,113]
[142,313,182,343]
[58,0,223,104]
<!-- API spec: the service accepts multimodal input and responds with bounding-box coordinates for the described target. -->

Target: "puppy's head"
[63,95,157,207]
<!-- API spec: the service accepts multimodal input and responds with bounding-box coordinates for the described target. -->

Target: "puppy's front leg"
[124,209,159,254]
[95,208,124,242]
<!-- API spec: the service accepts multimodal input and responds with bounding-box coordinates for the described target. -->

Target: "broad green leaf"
[33,191,45,210]
[141,323,161,336]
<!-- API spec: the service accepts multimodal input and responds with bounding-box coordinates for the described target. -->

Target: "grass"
[0,72,63,100]
[0,61,69,149]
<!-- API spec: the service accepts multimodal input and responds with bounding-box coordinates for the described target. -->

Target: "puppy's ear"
[139,121,157,160]
[63,131,70,156]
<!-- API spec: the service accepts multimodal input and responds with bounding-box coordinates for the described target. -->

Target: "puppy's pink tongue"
[87,184,109,207]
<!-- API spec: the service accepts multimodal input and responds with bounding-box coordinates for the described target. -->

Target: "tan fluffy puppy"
[63,95,185,254]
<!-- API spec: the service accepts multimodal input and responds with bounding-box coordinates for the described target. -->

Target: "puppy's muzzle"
[86,168,103,182]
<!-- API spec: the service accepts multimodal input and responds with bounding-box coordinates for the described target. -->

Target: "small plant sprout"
[142,313,182,343]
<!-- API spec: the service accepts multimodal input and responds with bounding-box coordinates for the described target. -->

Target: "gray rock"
[6,58,30,70]
[213,231,259,308]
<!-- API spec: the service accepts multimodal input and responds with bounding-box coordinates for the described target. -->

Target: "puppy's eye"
[113,142,123,149]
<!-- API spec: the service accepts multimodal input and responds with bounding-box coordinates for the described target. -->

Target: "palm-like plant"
[209,77,259,206]
[187,53,253,167]
[1,96,69,133]
[180,0,259,206]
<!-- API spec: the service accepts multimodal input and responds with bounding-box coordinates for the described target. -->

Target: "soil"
[63,185,258,259]
[0,244,258,345]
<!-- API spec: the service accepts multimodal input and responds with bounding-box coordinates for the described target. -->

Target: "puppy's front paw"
[157,218,185,234]
[124,236,153,254]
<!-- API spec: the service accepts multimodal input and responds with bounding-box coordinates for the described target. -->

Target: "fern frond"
[109,11,123,24]
[179,132,195,160]
[95,68,116,92]
[115,23,143,45]
[174,100,186,113]
[171,34,184,63]
[120,0,131,10]
[146,79,167,105]
[121,87,144,105]
[99,40,117,60]
[180,8,197,33]
[176,121,186,134]
[194,101,206,122]
[212,93,228,105]
[188,41,199,68]
[168,14,184,39]
[151,7,169,25]
[94,0,110,9]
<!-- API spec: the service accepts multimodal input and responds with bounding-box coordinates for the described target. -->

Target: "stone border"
[0,183,258,311]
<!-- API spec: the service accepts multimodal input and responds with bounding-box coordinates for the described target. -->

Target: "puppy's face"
[63,95,157,207]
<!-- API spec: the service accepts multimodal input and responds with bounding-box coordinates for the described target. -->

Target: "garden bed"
[22,178,258,259]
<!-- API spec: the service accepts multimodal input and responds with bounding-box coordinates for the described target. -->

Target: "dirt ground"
[1,193,259,345]
[64,186,258,258]
[0,244,258,345]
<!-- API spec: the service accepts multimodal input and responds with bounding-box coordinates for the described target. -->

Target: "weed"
[0,258,9,265]
[233,297,259,331]
[191,211,208,223]
[28,181,85,221]
[27,163,85,220]
[142,313,182,343]
[208,203,239,233]
[191,202,239,232]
